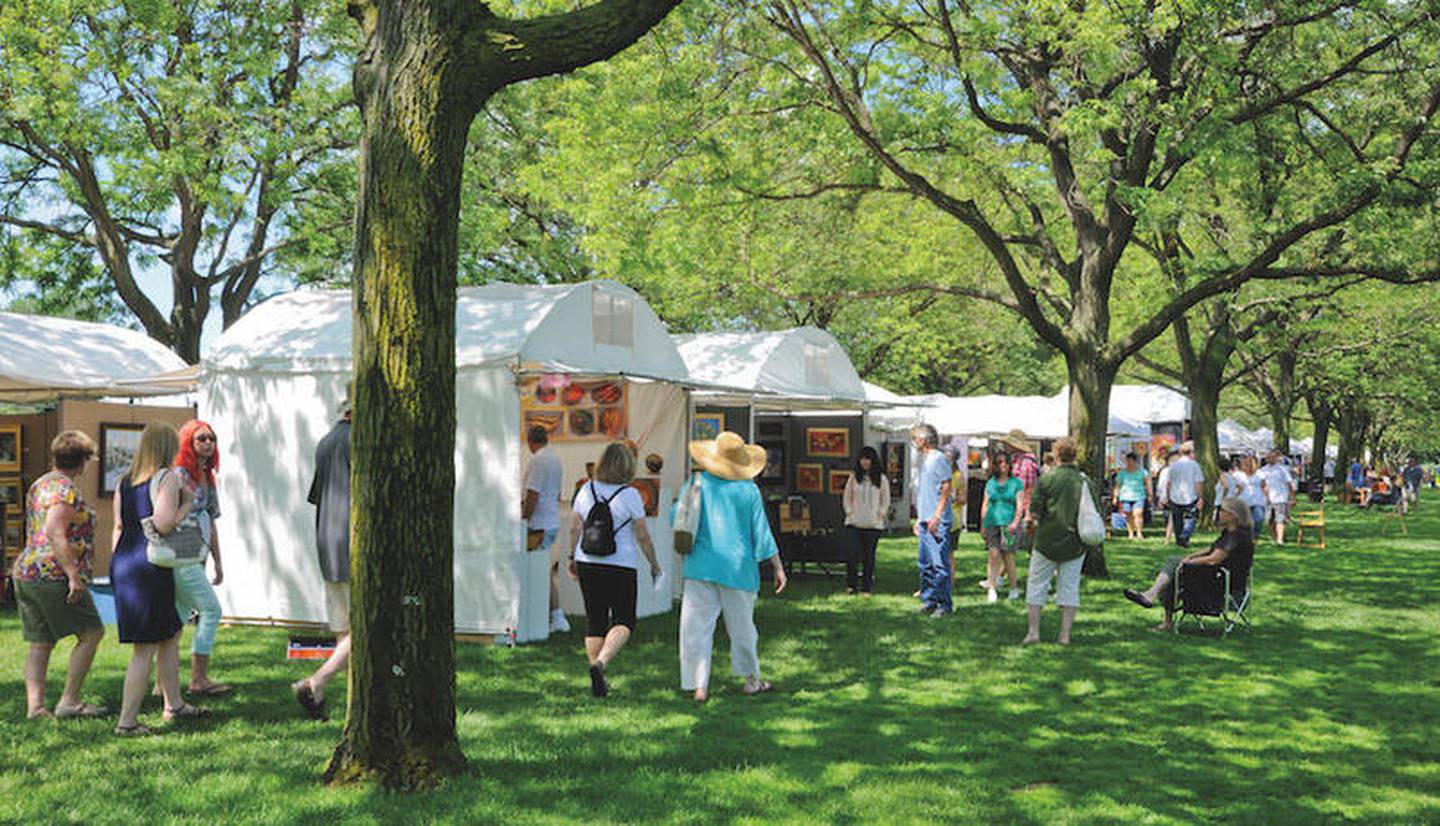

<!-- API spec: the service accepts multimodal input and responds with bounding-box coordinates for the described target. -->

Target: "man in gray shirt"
[293,391,352,720]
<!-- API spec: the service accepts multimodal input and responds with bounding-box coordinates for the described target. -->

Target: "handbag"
[672,473,703,555]
[525,529,547,551]
[142,469,210,568]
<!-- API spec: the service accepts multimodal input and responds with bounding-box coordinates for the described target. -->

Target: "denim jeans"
[173,563,221,656]
[1249,505,1267,539]
[917,523,953,612]
[1168,502,1199,547]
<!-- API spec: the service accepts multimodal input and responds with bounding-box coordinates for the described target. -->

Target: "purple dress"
[111,476,182,643]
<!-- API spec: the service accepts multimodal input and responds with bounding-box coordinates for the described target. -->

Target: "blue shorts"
[1120,499,1145,514]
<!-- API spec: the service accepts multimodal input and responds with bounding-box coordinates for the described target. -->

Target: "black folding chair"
[1173,563,1251,636]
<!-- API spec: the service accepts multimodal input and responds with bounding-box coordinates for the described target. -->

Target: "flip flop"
[55,702,110,719]
[742,679,773,696]
[188,683,234,697]
[114,723,153,737]
[293,682,327,721]
[1123,588,1154,609]
[163,703,211,723]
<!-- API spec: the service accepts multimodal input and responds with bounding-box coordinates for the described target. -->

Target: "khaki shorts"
[324,580,351,633]
[15,578,103,643]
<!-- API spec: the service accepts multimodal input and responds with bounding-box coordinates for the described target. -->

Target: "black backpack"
[580,482,631,557]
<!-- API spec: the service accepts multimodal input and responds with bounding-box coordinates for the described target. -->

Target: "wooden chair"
[1377,500,1408,536]
[1294,506,1326,549]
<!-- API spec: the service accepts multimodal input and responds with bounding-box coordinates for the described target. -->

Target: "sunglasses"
[194,434,216,443]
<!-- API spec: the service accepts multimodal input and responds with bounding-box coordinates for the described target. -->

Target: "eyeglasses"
[194,434,216,443]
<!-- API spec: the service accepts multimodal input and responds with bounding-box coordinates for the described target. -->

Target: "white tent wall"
[457,368,525,639]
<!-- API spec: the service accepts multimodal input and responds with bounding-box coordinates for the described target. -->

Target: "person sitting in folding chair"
[1122,497,1255,632]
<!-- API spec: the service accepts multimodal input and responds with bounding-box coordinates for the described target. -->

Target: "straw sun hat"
[996,428,1034,453]
[689,431,767,481]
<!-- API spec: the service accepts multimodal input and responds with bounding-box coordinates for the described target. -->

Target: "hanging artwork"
[759,443,785,482]
[692,413,724,441]
[99,423,144,496]
[0,425,19,474]
[795,463,824,493]
[828,469,852,495]
[519,375,627,443]
[806,427,850,458]
[0,477,20,515]
[883,441,905,499]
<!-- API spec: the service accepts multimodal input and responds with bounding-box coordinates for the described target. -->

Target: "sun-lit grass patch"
[0,492,1437,821]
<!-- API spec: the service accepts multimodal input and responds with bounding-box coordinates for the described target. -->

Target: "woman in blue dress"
[110,422,206,735]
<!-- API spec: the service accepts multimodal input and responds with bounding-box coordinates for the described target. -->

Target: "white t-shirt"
[1261,463,1295,504]
[1239,470,1267,508]
[1165,457,1204,506]
[1156,466,1171,505]
[571,481,645,570]
[524,447,564,531]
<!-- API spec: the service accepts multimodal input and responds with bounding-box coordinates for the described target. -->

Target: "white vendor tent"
[0,311,194,402]
[676,327,868,408]
[1107,384,1190,425]
[204,280,694,643]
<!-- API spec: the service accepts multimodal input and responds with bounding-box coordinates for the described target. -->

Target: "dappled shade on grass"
[1,494,1437,821]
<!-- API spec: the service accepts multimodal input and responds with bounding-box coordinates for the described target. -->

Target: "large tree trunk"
[1334,403,1361,503]
[324,10,470,790]
[1066,353,1115,480]
[1265,351,1297,453]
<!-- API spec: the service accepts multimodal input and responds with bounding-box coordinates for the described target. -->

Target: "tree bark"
[324,6,471,790]
[1306,394,1332,491]
[1066,353,1115,481]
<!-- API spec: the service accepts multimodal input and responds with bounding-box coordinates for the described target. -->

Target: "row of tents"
[0,279,1273,643]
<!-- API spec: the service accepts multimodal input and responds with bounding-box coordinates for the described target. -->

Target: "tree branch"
[482,0,683,92]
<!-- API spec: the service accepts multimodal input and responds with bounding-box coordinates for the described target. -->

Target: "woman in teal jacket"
[675,432,788,703]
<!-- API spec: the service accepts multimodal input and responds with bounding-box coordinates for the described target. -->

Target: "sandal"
[187,682,234,697]
[163,703,210,723]
[742,679,773,696]
[293,682,327,721]
[54,702,111,719]
[114,723,153,737]
[1123,589,1154,609]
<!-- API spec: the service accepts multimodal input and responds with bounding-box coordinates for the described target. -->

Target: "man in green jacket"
[1022,437,1099,645]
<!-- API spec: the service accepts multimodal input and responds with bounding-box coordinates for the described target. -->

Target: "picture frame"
[795,463,824,493]
[692,412,724,441]
[805,427,850,458]
[99,423,145,497]
[828,469,852,495]
[883,441,905,499]
[759,442,785,482]
[4,518,20,553]
[0,477,20,515]
[0,425,19,473]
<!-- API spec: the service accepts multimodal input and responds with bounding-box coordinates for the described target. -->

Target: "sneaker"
[1008,589,1020,601]
[986,588,998,604]
[550,609,570,633]
[916,603,935,615]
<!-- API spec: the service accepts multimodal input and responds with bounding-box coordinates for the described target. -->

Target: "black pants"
[846,527,881,593]
[576,562,637,636]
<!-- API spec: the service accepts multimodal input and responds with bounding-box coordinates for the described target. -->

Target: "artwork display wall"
[520,374,628,443]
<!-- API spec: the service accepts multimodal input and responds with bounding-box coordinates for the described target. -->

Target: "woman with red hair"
[168,420,231,696]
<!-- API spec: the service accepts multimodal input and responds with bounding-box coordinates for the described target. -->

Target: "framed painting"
[99,423,145,496]
[0,425,19,474]
[692,413,724,441]
[828,469,852,495]
[795,463,823,493]
[806,427,850,458]
[759,442,785,482]
[4,517,20,552]
[0,477,20,515]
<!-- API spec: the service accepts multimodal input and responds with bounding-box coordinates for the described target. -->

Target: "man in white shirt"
[1260,451,1297,545]
[1164,442,1206,547]
[522,425,568,632]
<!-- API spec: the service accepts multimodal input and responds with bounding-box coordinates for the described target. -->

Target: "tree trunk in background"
[1264,351,1297,454]
[1307,395,1332,495]
[1067,354,1115,481]
[324,8,469,790]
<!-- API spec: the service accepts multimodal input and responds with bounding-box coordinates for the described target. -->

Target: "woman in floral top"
[11,430,108,719]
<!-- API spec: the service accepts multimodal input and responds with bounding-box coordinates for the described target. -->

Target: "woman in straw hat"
[675,431,787,702]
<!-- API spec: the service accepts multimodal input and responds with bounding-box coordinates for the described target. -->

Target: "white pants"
[1026,550,1086,608]
[679,579,760,691]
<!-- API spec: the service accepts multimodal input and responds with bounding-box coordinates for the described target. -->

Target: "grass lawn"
[2,493,1438,824]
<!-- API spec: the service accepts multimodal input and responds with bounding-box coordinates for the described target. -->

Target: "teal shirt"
[673,472,779,592]
[983,476,1024,528]
[1115,469,1148,502]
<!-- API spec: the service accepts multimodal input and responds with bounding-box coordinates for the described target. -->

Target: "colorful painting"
[884,441,905,499]
[4,518,19,552]
[520,376,627,443]
[692,413,724,441]
[99,423,144,496]
[828,469,852,495]
[795,463,824,493]
[630,477,661,517]
[0,425,19,473]
[806,427,850,458]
